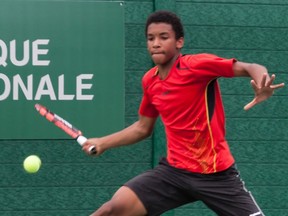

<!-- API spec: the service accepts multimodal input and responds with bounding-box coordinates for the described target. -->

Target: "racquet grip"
[76,136,97,155]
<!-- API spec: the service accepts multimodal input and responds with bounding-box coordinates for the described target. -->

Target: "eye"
[159,34,169,40]
[147,37,154,41]
[161,36,169,40]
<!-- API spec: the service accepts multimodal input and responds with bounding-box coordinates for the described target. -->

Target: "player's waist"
[167,152,235,174]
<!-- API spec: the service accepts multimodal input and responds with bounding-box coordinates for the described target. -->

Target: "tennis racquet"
[35,103,96,154]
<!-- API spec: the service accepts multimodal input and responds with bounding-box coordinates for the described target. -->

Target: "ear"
[176,37,184,49]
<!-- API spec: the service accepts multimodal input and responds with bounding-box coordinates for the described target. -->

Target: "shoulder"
[180,53,235,68]
[179,53,235,77]
[180,53,220,64]
[142,66,158,84]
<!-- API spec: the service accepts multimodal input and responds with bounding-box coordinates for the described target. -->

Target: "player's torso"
[146,62,211,129]
[144,55,234,173]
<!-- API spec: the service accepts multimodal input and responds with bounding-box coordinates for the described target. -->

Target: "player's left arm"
[232,61,285,110]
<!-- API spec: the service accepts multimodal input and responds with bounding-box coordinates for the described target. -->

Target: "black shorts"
[124,158,264,216]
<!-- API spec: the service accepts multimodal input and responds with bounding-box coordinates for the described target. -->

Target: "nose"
[152,38,160,48]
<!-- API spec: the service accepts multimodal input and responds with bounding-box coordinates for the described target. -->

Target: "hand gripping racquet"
[35,104,96,154]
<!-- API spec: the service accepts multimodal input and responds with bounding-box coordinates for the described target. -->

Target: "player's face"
[146,23,183,66]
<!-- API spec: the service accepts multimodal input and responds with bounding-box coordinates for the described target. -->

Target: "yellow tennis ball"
[23,155,41,173]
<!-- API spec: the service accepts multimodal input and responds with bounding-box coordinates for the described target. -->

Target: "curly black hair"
[145,10,184,40]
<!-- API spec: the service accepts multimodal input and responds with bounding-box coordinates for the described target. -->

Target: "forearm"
[96,121,152,151]
[244,63,270,84]
[84,116,157,155]
[233,62,270,85]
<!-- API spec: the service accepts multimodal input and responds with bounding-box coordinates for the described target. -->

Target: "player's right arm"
[82,115,157,156]
[232,61,285,110]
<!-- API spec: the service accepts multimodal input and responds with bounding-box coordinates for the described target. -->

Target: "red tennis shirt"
[139,53,236,174]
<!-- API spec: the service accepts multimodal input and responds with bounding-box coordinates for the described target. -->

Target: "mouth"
[151,52,164,55]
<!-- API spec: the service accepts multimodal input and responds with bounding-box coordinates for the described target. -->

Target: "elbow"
[134,116,157,140]
[140,127,154,139]
[135,122,154,139]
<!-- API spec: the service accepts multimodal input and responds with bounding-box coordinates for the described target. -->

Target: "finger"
[266,74,275,86]
[82,144,94,155]
[250,80,258,91]
[260,73,267,87]
[82,145,88,153]
[270,82,285,89]
[244,99,256,111]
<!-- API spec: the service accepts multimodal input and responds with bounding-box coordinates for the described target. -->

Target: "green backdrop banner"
[0,1,125,139]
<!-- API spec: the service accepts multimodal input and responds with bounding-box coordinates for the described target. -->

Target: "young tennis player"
[83,10,285,216]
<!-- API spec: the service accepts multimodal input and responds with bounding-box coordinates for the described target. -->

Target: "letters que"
[0,39,94,101]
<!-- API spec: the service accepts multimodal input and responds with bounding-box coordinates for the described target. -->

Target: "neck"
[157,54,180,80]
